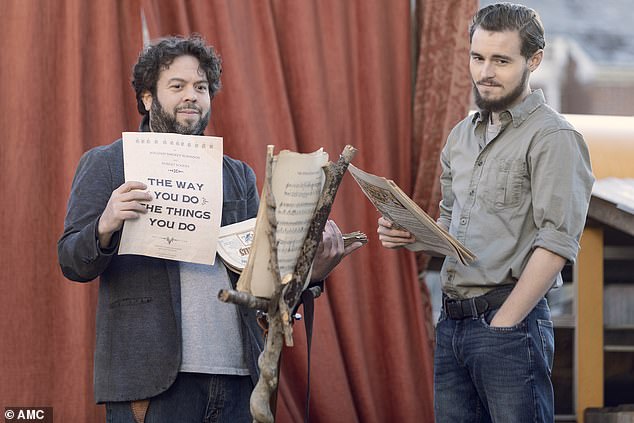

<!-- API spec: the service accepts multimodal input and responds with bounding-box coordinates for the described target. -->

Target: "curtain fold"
[141,1,433,421]
[411,0,477,351]
[0,1,143,421]
[412,0,476,229]
[0,1,475,421]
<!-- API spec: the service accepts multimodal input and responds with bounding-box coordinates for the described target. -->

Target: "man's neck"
[490,87,532,126]
[490,112,502,126]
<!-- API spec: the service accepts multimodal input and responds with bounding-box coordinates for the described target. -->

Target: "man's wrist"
[95,220,116,252]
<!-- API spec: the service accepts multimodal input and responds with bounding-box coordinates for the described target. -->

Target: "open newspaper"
[237,149,329,299]
[348,164,476,265]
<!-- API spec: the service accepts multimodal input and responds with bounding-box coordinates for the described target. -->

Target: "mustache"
[476,78,502,87]
[175,103,202,113]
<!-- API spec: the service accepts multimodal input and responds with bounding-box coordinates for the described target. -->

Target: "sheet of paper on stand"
[219,220,366,273]
[237,149,328,299]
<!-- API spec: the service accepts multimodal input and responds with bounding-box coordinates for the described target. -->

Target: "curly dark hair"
[469,3,545,59]
[131,34,222,115]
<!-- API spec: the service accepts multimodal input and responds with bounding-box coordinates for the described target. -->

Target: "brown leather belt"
[442,286,513,320]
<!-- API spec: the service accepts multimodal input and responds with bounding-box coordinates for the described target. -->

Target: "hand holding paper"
[310,220,365,281]
[348,163,476,265]
[98,181,152,248]
[118,132,223,265]
[376,216,416,249]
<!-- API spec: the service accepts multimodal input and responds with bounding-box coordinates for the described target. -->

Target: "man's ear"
[141,91,153,112]
[528,50,543,72]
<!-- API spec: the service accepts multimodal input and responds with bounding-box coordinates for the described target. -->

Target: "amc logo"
[4,407,53,422]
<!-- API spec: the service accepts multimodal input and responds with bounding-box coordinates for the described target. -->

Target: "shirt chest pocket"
[489,159,528,209]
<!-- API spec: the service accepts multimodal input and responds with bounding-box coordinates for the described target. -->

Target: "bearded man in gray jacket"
[59,35,357,423]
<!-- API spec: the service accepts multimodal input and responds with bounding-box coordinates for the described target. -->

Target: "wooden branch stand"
[219,145,357,423]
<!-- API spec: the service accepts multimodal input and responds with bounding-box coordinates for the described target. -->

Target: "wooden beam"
[587,196,634,237]
[574,226,604,423]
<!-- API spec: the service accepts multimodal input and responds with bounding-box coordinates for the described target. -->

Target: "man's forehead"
[159,55,208,81]
[471,28,522,55]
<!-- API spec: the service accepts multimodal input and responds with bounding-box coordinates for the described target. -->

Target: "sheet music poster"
[119,132,223,265]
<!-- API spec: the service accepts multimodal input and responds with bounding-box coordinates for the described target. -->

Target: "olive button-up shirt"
[438,90,594,299]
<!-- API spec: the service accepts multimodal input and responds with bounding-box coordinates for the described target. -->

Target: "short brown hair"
[470,3,545,59]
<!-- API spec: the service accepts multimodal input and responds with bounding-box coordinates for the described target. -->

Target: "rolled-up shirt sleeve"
[529,128,594,262]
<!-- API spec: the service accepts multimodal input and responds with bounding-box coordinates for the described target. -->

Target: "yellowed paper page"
[240,149,328,299]
[119,132,223,265]
[348,164,475,265]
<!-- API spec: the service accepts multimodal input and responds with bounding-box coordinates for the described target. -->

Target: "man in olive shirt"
[378,3,594,422]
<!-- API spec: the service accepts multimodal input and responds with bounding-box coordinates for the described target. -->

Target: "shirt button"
[477,161,483,166]
[460,218,467,225]
[469,190,475,196]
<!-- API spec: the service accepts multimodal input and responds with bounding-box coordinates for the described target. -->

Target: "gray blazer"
[58,139,264,403]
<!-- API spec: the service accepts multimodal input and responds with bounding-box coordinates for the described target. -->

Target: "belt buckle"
[444,296,484,319]
[474,296,490,315]
[465,297,479,318]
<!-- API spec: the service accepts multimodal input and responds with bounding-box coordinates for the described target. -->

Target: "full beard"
[473,67,530,113]
[149,98,210,135]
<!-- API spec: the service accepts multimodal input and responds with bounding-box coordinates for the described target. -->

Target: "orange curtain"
[412,0,476,224]
[0,1,475,421]
[142,1,434,421]
[0,1,143,421]
[412,0,477,349]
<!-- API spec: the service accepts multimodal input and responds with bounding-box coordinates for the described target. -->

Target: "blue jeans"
[434,298,555,423]
[106,373,253,423]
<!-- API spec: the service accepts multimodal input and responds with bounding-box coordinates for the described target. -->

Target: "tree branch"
[217,289,270,311]
[283,145,357,310]
[221,145,357,423]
